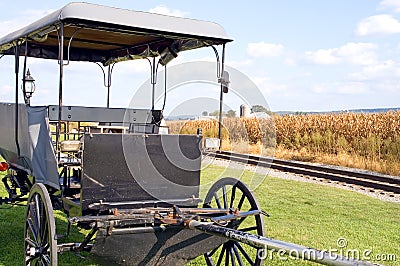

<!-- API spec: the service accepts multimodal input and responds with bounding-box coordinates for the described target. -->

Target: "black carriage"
[0,3,374,266]
[0,3,267,265]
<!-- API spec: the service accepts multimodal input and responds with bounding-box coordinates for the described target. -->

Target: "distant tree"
[209,110,219,117]
[202,111,208,116]
[226,110,236,117]
[251,105,268,113]
[294,111,308,115]
[209,110,226,117]
[251,105,275,116]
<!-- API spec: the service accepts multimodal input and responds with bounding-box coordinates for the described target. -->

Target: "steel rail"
[206,150,400,194]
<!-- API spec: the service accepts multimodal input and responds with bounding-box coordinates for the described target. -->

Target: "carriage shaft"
[186,220,377,266]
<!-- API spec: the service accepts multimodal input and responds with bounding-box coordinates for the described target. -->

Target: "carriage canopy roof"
[0,2,232,65]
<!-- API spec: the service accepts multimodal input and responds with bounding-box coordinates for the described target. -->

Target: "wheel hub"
[27,245,47,257]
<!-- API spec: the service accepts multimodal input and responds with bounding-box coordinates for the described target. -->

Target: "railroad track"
[205,150,400,195]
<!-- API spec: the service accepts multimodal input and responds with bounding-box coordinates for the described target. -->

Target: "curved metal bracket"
[64,27,82,66]
[146,57,160,110]
[211,45,221,79]
[56,26,81,66]
[95,62,115,108]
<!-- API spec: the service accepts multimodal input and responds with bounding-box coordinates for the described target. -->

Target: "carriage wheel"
[203,177,265,266]
[24,183,57,265]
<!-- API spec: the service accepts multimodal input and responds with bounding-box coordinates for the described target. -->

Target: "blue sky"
[0,0,400,113]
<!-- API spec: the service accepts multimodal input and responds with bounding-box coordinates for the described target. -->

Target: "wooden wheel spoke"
[237,213,252,228]
[233,245,245,266]
[238,216,247,226]
[34,194,42,243]
[39,219,49,247]
[208,245,221,257]
[237,194,246,210]
[204,253,215,266]
[29,203,39,234]
[229,247,236,266]
[25,256,39,265]
[216,245,226,266]
[39,200,49,247]
[214,192,222,209]
[229,185,236,209]
[225,244,230,266]
[42,243,50,253]
[41,254,51,266]
[27,217,39,242]
[222,186,228,209]
[35,195,41,226]
[25,238,38,249]
[25,255,38,265]
[234,242,255,266]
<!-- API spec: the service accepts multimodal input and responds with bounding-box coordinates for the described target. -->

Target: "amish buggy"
[0,3,375,266]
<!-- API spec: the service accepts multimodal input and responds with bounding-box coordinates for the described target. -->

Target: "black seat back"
[81,133,202,214]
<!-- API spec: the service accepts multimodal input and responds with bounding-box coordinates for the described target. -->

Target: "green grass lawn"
[0,164,399,265]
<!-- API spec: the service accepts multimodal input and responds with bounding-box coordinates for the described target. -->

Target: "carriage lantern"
[22,68,36,105]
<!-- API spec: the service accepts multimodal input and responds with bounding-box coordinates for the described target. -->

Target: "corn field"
[167,111,400,175]
[274,112,400,161]
[167,117,276,147]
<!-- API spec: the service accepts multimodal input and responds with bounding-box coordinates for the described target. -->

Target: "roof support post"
[22,40,28,105]
[14,44,21,156]
[106,65,112,108]
[56,23,64,160]
[218,44,226,150]
[151,56,157,110]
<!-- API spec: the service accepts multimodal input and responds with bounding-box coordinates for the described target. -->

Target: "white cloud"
[0,85,13,96]
[374,80,400,92]
[304,43,378,65]
[250,76,288,95]
[312,85,326,94]
[117,59,150,74]
[337,82,370,94]
[0,19,22,37]
[247,42,284,57]
[191,56,214,62]
[21,9,55,18]
[312,82,369,95]
[349,60,400,80]
[148,5,188,17]
[379,0,400,12]
[355,14,400,36]
[0,9,54,37]
[343,59,400,93]
[284,58,297,66]
[251,77,269,87]
[305,48,340,64]
[227,59,253,69]
[336,43,378,65]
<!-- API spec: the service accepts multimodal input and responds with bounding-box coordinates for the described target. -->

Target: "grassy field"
[0,165,399,265]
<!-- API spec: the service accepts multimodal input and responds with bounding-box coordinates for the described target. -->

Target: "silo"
[240,104,250,117]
